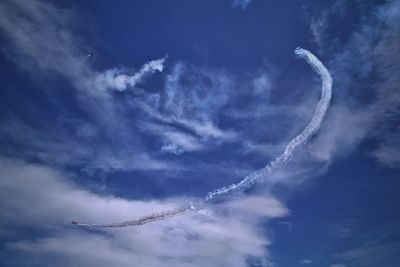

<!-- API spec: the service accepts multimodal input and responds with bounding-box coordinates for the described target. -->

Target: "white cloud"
[368,1,400,168]
[299,258,312,264]
[0,157,288,267]
[134,62,238,154]
[160,62,233,125]
[161,131,205,155]
[307,104,373,163]
[0,0,166,94]
[309,0,348,53]
[0,0,177,173]
[232,0,252,9]
[310,14,328,50]
[307,0,400,169]
[95,57,166,91]
[252,73,272,95]
[225,196,289,219]
[372,142,400,169]
[0,117,175,173]
[0,0,93,90]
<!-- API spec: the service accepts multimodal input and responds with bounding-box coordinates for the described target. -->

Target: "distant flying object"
[72,221,78,225]
[86,53,94,58]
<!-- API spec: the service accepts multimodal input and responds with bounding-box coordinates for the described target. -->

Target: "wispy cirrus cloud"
[161,131,205,155]
[0,0,172,173]
[0,0,245,163]
[95,57,166,91]
[0,157,288,267]
[133,61,238,154]
[305,0,400,169]
[0,117,173,173]
[299,258,312,264]
[232,0,253,10]
[308,0,347,53]
[0,0,91,87]
[333,223,400,267]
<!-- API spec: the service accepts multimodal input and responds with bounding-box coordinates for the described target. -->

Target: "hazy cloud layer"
[0,157,287,267]
[308,0,400,169]
[0,0,174,173]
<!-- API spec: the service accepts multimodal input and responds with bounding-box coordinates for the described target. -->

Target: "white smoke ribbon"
[205,47,333,201]
[96,57,166,91]
[74,47,332,228]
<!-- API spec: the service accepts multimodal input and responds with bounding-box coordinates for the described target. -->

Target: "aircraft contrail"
[73,205,194,227]
[205,47,332,201]
[73,47,332,228]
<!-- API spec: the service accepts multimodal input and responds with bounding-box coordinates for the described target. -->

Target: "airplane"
[86,53,94,58]
[72,221,79,225]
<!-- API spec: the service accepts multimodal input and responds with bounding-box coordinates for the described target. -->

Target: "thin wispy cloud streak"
[0,0,175,173]
[96,57,166,91]
[307,0,400,169]
[0,157,288,267]
[74,47,333,227]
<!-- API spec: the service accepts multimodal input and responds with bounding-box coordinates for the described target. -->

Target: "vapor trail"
[96,57,166,91]
[205,47,332,201]
[73,47,332,228]
[74,205,193,227]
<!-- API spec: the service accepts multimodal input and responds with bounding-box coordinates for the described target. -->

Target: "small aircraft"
[72,221,79,225]
[86,53,94,58]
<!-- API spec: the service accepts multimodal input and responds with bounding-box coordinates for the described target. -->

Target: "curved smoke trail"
[205,47,332,201]
[74,47,332,228]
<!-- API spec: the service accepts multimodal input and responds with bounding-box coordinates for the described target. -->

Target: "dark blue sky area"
[77,0,307,67]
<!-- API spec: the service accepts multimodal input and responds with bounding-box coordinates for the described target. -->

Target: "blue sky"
[0,0,399,266]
